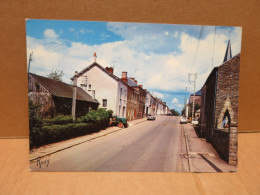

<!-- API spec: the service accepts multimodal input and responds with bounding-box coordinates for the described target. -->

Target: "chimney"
[134,80,137,84]
[105,67,114,74]
[121,72,127,83]
[91,90,95,99]
[93,52,97,62]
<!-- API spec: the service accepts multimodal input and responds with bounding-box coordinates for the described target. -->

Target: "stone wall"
[215,54,240,129]
[212,128,230,162]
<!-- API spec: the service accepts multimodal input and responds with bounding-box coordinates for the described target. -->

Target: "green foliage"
[43,115,73,125]
[80,108,112,123]
[47,69,64,82]
[28,99,42,128]
[170,109,180,116]
[30,121,109,149]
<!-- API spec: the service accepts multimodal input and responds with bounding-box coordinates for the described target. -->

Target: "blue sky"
[26,19,242,113]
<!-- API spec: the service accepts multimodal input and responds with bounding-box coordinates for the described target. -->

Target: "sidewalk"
[183,124,237,172]
[30,117,149,161]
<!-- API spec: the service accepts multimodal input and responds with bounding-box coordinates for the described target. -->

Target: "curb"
[182,125,193,172]
[30,118,148,162]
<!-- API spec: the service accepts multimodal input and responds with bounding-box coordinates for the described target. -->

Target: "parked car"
[180,116,188,124]
[147,114,156,120]
[109,115,128,128]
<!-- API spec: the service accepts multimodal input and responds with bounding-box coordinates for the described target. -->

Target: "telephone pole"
[28,52,33,73]
[188,73,197,122]
[72,71,79,123]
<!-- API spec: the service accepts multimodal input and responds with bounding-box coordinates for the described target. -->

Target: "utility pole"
[184,87,187,116]
[188,73,197,122]
[27,52,33,73]
[72,71,79,123]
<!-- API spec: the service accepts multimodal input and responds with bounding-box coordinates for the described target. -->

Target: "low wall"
[212,126,238,165]
[212,128,230,162]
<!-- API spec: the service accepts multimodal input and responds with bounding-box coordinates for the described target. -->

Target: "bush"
[28,99,42,128]
[43,115,73,125]
[30,121,110,149]
[80,108,112,123]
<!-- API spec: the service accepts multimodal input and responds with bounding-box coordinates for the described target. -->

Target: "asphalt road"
[30,116,183,172]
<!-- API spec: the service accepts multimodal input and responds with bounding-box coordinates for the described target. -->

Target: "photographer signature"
[36,157,50,168]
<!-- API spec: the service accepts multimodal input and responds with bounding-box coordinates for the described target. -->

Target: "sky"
[26,19,242,113]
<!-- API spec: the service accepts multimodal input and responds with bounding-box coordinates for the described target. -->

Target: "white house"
[145,91,152,115]
[73,55,128,118]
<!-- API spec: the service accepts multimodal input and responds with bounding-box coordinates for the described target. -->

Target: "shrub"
[80,108,112,123]
[28,99,42,128]
[30,121,110,149]
[43,115,73,125]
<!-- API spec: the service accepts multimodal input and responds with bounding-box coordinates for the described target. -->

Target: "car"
[180,116,188,124]
[147,114,156,120]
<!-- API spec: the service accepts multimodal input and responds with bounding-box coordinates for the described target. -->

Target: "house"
[128,78,146,119]
[121,72,139,121]
[73,55,128,118]
[28,73,99,118]
[145,91,152,116]
[199,40,240,165]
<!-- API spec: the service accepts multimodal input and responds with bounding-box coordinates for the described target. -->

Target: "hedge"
[30,121,109,149]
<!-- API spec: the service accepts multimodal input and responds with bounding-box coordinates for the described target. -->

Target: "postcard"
[27,19,241,172]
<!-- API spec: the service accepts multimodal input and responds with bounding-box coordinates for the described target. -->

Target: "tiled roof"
[127,78,138,87]
[29,73,99,104]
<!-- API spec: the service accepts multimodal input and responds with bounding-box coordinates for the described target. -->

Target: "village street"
[30,116,187,172]
[30,115,237,172]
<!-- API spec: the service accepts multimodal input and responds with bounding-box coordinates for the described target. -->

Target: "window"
[89,84,91,90]
[103,99,107,107]
[120,88,122,99]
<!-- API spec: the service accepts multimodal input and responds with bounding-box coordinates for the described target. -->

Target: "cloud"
[43,29,59,39]
[151,91,164,99]
[26,23,242,111]
[171,98,179,103]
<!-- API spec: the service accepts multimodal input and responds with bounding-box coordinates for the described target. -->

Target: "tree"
[170,109,180,116]
[47,69,64,81]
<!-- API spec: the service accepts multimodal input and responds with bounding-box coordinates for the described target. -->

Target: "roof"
[29,73,99,104]
[190,89,201,96]
[127,78,138,87]
[223,40,232,63]
[72,62,130,87]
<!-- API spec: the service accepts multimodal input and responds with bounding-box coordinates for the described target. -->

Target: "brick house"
[199,40,240,165]
[28,73,99,118]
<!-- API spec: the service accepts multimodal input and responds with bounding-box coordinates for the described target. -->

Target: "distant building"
[74,55,128,118]
[199,40,240,165]
[28,73,99,118]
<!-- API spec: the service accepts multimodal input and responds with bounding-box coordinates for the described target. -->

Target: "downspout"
[212,69,218,139]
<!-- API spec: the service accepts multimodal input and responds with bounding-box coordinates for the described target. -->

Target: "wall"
[77,66,118,115]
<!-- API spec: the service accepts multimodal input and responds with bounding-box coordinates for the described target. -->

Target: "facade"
[145,91,152,116]
[28,73,99,118]
[74,62,128,118]
[199,40,240,165]
[133,84,146,119]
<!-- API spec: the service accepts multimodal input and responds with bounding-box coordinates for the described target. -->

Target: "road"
[30,116,185,172]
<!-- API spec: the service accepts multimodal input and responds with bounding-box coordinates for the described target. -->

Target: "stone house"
[74,60,128,118]
[28,73,99,118]
[199,40,240,165]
